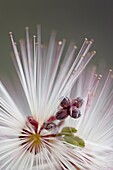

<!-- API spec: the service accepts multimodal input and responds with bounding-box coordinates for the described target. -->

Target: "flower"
[0,26,113,170]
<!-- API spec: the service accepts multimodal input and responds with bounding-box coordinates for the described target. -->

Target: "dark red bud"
[47,116,56,122]
[60,97,70,109]
[43,122,56,130]
[27,116,38,132]
[56,109,68,120]
[72,97,84,108]
[70,107,81,119]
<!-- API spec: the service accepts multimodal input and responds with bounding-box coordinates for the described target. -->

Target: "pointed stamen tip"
[33,35,36,39]
[90,39,94,43]
[81,55,84,58]
[25,27,29,30]
[58,41,62,45]
[74,45,77,49]
[94,74,98,77]
[98,74,102,79]
[85,38,88,41]
[93,51,96,54]
[9,32,12,36]
[109,69,112,72]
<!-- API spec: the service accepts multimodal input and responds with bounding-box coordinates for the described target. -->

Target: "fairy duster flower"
[0,26,113,170]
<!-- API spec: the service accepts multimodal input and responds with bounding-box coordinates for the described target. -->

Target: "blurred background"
[0,0,113,76]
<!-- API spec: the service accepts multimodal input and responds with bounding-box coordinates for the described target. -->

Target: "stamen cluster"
[56,97,83,120]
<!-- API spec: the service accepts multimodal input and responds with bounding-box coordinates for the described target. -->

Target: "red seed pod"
[56,109,68,120]
[69,107,81,119]
[72,97,84,108]
[60,97,70,109]
[43,122,56,130]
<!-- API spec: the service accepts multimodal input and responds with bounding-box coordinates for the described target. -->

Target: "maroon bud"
[72,97,84,108]
[56,109,68,120]
[69,107,81,119]
[27,116,38,132]
[60,97,70,109]
[47,116,56,122]
[43,122,56,130]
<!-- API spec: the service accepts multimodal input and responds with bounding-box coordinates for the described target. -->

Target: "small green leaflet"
[57,126,85,147]
[63,135,85,147]
[61,127,77,134]
[57,127,77,136]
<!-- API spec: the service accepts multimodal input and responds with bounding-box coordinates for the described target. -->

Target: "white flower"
[0,26,113,170]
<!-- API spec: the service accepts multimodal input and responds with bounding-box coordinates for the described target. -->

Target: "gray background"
[0,0,113,76]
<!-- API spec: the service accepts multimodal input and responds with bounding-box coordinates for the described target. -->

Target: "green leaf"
[57,133,72,136]
[74,136,85,147]
[63,135,79,146]
[63,135,85,147]
[61,127,77,135]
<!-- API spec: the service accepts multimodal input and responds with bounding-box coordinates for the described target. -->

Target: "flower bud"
[72,97,84,108]
[43,122,56,130]
[60,97,70,109]
[56,109,68,120]
[27,116,38,133]
[27,116,38,128]
[70,107,81,119]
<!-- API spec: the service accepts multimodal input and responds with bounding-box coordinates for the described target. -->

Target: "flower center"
[27,133,41,147]
[19,128,42,154]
